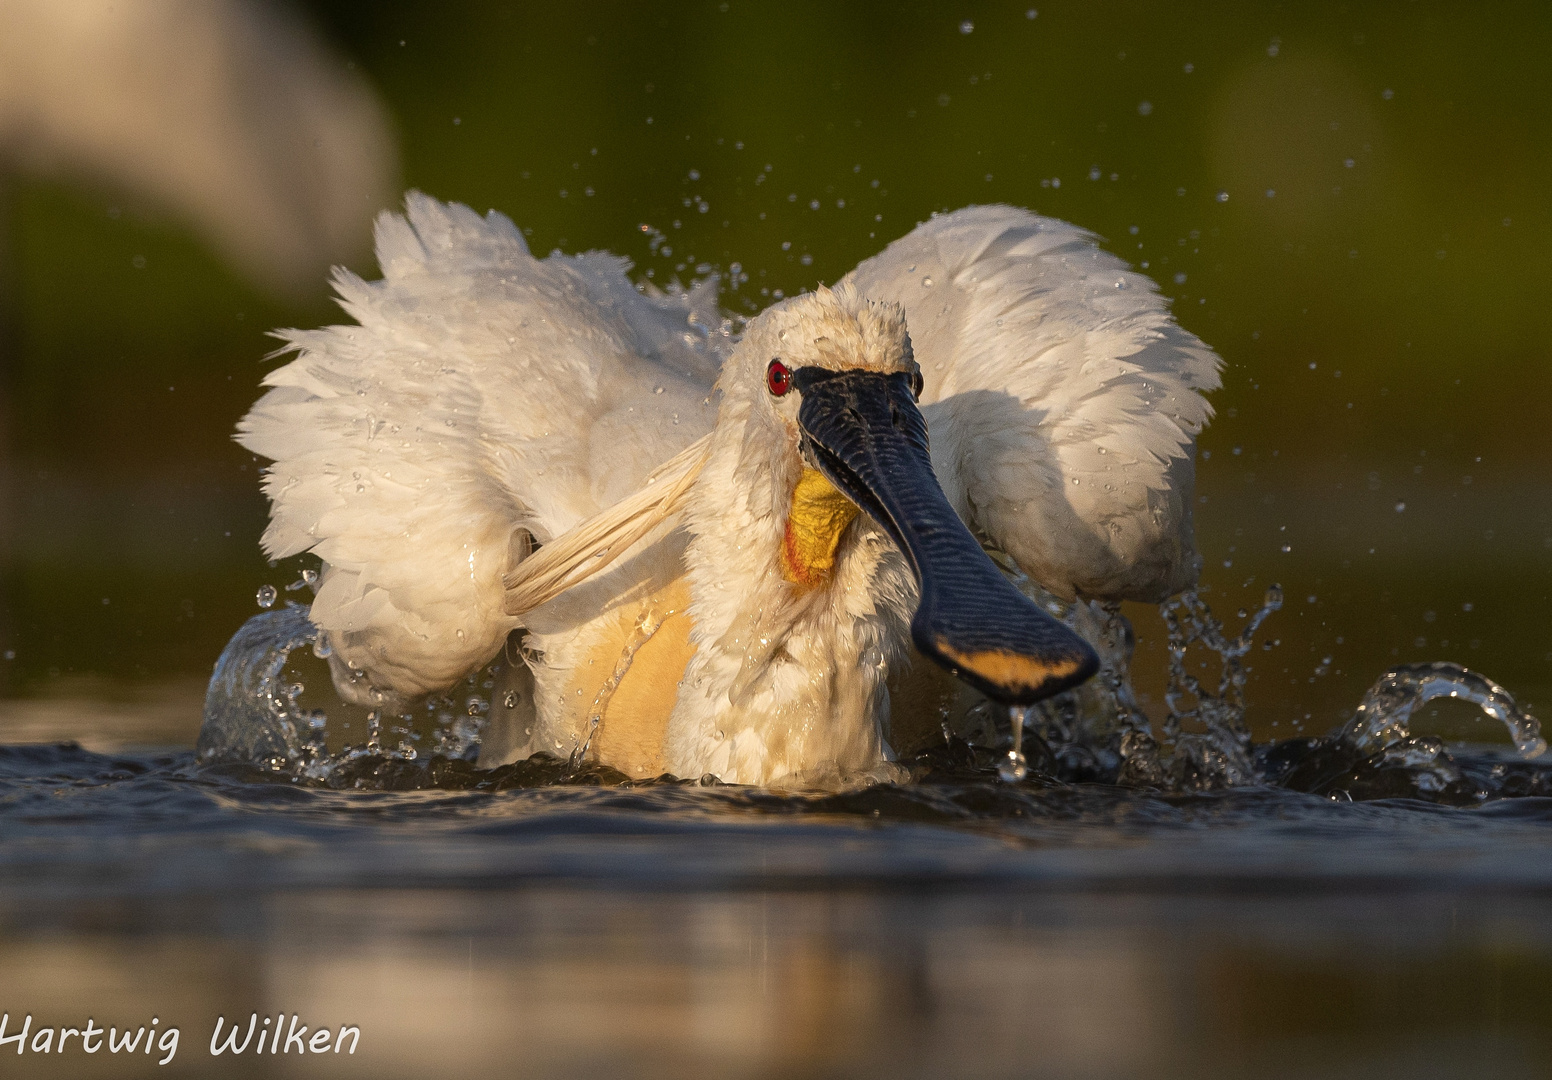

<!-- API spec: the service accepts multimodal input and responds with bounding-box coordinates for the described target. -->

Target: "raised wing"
[238,193,725,701]
[843,205,1220,603]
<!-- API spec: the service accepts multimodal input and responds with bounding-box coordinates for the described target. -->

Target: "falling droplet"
[922,276,934,287]
[999,705,1030,783]
[504,690,519,708]
[256,584,277,609]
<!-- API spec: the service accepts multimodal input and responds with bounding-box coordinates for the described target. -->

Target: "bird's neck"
[662,420,919,786]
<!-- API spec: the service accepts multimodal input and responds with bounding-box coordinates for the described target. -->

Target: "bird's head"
[719,285,1098,707]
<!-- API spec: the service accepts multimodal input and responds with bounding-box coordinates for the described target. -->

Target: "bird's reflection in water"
[4,886,1550,1079]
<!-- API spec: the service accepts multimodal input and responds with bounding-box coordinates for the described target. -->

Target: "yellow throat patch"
[780,468,861,589]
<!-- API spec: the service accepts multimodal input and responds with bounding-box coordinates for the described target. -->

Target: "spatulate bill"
[792,367,1098,704]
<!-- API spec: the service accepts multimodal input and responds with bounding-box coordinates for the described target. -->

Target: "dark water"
[2,737,1551,1078]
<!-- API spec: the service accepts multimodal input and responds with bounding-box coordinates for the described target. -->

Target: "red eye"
[767,359,792,397]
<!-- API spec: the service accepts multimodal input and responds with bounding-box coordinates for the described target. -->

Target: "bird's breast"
[569,577,697,777]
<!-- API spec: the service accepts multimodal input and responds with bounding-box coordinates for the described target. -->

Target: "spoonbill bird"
[239,194,1218,786]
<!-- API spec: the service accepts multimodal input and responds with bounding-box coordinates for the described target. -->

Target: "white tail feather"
[502,434,711,617]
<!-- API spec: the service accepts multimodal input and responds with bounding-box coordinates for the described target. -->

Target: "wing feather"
[238,193,724,701]
[844,205,1220,602]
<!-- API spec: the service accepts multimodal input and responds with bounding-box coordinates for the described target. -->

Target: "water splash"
[1154,585,1282,790]
[200,606,503,783]
[1337,662,1545,758]
[1008,572,1283,791]
[201,583,1544,803]
[1027,588,1545,796]
[198,604,324,770]
[1260,662,1547,802]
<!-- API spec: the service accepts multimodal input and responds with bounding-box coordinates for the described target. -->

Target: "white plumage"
[239,194,1219,786]
[845,208,1217,602]
[241,195,723,701]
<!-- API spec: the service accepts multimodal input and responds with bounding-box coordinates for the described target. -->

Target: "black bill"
[792,366,1099,705]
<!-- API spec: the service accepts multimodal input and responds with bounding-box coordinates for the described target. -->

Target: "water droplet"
[998,750,1028,783]
[1395,501,1406,513]
[1000,705,1030,782]
[921,276,934,287]
[256,584,277,608]
[959,19,974,33]
[504,690,519,708]
[1216,190,1229,202]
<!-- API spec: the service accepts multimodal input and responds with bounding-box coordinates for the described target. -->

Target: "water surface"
[1,733,1550,1078]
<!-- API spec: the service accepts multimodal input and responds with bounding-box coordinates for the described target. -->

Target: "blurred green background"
[1,0,1548,742]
